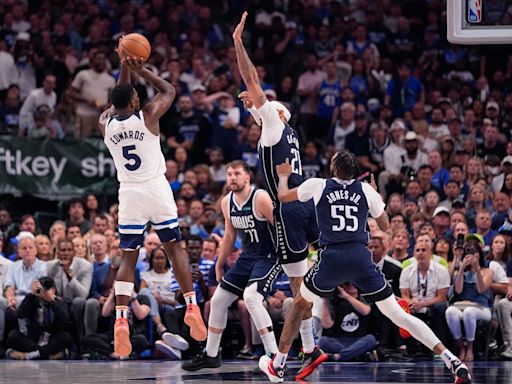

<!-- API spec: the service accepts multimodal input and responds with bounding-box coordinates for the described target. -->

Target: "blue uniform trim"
[150,218,178,226]
[119,224,147,229]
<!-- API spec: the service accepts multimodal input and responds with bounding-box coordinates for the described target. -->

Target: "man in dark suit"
[47,238,92,349]
[367,231,404,350]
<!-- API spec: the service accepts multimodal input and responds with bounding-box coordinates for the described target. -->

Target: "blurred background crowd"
[1,0,512,363]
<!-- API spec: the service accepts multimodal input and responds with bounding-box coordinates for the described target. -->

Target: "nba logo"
[468,0,482,23]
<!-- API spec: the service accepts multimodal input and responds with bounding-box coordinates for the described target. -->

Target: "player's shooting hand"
[116,36,124,60]
[238,91,254,109]
[124,56,145,73]
[232,11,248,42]
[276,159,292,178]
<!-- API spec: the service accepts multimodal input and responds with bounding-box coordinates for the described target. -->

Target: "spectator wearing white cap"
[7,32,36,101]
[485,101,500,127]
[491,156,512,193]
[378,119,407,196]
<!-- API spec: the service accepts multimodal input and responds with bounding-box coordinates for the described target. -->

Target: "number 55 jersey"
[297,178,385,246]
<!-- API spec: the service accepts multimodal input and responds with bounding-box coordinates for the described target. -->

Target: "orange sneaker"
[114,317,132,357]
[184,303,207,341]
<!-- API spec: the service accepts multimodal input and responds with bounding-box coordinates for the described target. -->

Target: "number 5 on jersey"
[331,205,359,232]
[123,145,141,171]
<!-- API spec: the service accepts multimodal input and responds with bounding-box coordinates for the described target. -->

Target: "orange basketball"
[119,33,151,61]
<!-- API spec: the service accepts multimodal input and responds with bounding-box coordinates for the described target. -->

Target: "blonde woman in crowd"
[35,234,54,261]
[104,228,117,254]
[464,157,485,188]
[73,236,92,263]
[49,220,67,247]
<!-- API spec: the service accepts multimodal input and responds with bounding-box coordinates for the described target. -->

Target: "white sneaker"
[502,346,512,359]
[258,353,285,383]
[162,332,189,351]
[155,340,181,360]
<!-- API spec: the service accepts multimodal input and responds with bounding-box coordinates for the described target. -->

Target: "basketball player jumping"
[98,53,206,357]
[233,12,325,380]
[182,160,281,371]
[261,150,471,384]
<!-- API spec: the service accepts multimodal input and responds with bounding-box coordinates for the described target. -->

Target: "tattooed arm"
[232,12,266,109]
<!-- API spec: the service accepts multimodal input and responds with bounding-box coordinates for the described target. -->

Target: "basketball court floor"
[1,359,511,383]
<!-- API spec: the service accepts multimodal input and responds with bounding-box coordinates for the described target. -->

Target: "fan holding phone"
[445,238,494,362]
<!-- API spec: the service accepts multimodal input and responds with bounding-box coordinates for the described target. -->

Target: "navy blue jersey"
[228,188,274,257]
[259,124,304,201]
[317,179,371,245]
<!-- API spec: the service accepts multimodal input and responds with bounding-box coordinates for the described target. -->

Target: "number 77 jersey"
[227,187,275,258]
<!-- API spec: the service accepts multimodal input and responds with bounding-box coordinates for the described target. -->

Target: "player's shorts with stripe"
[118,175,181,249]
[220,254,282,297]
[274,199,319,265]
[303,243,393,303]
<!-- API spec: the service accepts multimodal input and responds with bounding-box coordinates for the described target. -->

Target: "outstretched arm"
[116,37,131,85]
[277,159,299,203]
[233,12,266,109]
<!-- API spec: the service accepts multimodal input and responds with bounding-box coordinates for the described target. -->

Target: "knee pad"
[243,283,265,311]
[209,287,238,329]
[243,283,273,331]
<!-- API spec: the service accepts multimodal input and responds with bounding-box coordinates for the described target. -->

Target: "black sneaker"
[181,351,222,371]
[295,347,328,380]
[450,360,472,384]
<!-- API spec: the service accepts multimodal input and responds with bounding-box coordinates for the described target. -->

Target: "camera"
[190,263,200,273]
[456,234,464,249]
[464,245,476,256]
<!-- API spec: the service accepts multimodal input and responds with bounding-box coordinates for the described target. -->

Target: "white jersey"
[104,110,165,183]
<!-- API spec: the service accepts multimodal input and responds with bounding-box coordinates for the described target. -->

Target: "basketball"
[119,33,151,61]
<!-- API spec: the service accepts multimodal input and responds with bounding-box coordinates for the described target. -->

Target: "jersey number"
[123,145,141,171]
[290,148,302,176]
[331,205,359,232]
[244,228,259,243]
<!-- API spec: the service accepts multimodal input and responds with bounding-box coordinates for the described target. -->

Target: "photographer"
[445,239,493,362]
[5,276,73,360]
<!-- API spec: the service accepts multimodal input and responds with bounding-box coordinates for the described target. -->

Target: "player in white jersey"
[98,54,206,357]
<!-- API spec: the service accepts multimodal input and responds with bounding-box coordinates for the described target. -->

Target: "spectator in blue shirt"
[385,61,424,117]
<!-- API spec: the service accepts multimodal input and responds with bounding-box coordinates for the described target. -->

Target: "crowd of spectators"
[1,0,512,363]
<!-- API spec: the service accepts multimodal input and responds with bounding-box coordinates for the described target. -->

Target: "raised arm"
[232,12,266,109]
[123,56,176,134]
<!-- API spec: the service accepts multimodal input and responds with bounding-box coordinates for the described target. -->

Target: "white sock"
[440,348,459,369]
[260,331,278,354]
[205,330,222,358]
[27,351,40,360]
[273,351,288,369]
[300,318,315,354]
[115,305,128,320]
[184,292,197,306]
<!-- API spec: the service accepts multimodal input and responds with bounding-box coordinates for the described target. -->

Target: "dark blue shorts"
[303,243,393,303]
[220,254,282,298]
[274,199,319,265]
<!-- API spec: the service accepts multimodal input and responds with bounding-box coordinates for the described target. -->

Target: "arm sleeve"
[257,100,284,147]
[4,265,14,289]
[70,71,83,90]
[297,178,326,205]
[361,182,386,218]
